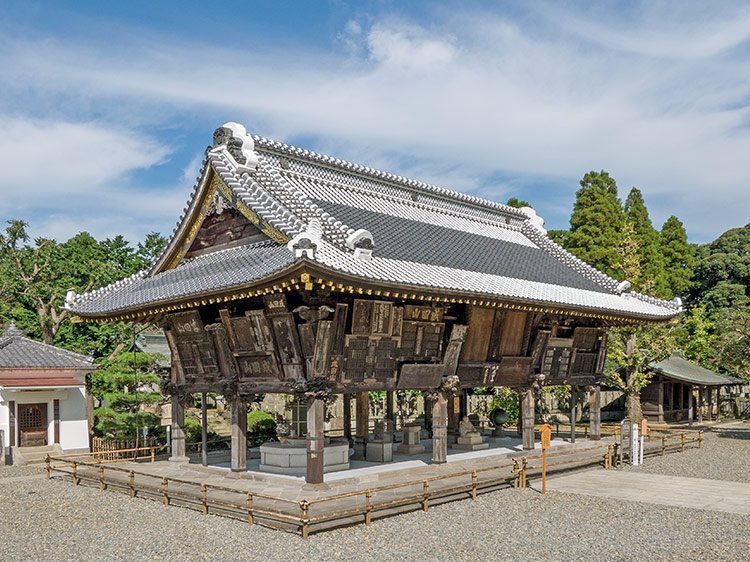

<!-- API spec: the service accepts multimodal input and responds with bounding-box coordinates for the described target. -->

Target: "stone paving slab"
[533,469,750,515]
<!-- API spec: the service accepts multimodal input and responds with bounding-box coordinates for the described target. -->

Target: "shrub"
[487,388,519,426]
[247,411,276,435]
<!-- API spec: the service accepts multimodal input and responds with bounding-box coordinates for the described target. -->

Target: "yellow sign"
[641,418,648,437]
[540,423,552,449]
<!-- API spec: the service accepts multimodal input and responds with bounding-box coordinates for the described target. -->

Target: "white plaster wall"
[0,384,89,453]
[59,387,89,451]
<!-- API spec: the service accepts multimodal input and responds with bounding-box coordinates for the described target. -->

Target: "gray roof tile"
[0,324,94,369]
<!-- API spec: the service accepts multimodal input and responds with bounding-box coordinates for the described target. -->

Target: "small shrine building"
[0,323,93,462]
[66,122,682,483]
[642,351,743,423]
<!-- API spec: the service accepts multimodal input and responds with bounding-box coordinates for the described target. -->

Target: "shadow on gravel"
[712,427,750,440]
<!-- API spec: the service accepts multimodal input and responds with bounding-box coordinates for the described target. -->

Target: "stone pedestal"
[397,424,425,454]
[453,433,489,451]
[366,441,393,462]
[259,440,349,476]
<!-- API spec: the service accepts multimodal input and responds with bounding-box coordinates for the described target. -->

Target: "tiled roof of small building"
[649,351,744,386]
[0,323,95,370]
[66,122,683,321]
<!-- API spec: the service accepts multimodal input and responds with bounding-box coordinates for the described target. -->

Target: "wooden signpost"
[540,423,551,494]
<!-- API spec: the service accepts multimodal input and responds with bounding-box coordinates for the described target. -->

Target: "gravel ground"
[624,421,750,483]
[1,427,748,562]
[0,464,45,478]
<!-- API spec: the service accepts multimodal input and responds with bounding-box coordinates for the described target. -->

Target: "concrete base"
[259,441,349,476]
[366,442,393,463]
[168,455,190,469]
[452,442,489,451]
[351,442,366,460]
[396,443,425,455]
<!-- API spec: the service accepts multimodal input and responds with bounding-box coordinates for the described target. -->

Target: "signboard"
[540,423,552,450]
[641,418,648,437]
[160,403,172,426]
[619,418,632,466]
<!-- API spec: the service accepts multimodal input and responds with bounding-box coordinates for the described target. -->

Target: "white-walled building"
[0,323,93,461]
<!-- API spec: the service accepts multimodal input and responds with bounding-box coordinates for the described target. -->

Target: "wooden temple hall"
[66,122,682,484]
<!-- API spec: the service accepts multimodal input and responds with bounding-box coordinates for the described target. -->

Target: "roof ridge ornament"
[519,206,546,234]
[346,229,374,261]
[3,322,23,338]
[287,218,322,258]
[213,122,259,173]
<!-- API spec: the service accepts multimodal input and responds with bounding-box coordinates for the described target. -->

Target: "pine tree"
[624,188,666,296]
[564,171,624,279]
[660,215,694,300]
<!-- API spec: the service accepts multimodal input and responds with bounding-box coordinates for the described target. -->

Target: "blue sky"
[1,1,749,246]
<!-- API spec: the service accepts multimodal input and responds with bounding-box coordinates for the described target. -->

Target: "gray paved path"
[533,469,750,515]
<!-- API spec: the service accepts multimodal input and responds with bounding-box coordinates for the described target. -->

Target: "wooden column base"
[432,394,448,464]
[306,398,325,485]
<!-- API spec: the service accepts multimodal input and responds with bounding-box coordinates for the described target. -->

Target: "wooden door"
[18,403,48,447]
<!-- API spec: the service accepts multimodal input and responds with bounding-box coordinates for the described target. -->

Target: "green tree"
[606,325,676,423]
[659,215,694,300]
[564,171,624,278]
[713,305,750,381]
[88,350,166,440]
[624,188,665,295]
[673,306,716,369]
[505,197,531,209]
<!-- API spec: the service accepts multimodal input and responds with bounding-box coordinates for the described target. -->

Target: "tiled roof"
[70,240,296,316]
[0,323,94,370]
[0,376,85,388]
[67,123,682,321]
[649,351,745,386]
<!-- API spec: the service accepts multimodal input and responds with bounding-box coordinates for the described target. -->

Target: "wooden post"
[422,481,429,512]
[589,385,601,441]
[365,490,372,526]
[230,396,247,472]
[688,385,694,423]
[715,387,721,421]
[201,484,208,515]
[386,390,395,429]
[354,391,369,459]
[247,493,254,526]
[343,393,352,445]
[201,392,208,467]
[698,385,704,423]
[522,387,535,450]
[168,396,189,464]
[432,392,448,463]
[707,386,713,422]
[306,397,325,485]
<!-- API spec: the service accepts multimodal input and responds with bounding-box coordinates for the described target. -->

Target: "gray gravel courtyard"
[1,422,749,561]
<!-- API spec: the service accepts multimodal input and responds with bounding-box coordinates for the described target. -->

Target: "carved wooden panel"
[343,336,398,383]
[170,311,204,341]
[263,294,288,315]
[462,307,495,361]
[400,321,444,360]
[398,364,445,389]
[572,327,601,352]
[571,352,597,376]
[330,304,348,355]
[595,332,608,374]
[530,330,551,369]
[268,313,303,379]
[169,312,220,383]
[352,300,373,334]
[298,323,316,359]
[404,305,444,322]
[487,309,506,361]
[371,301,393,336]
[391,307,403,337]
[246,310,276,352]
[541,337,573,382]
[235,353,280,379]
[312,320,332,377]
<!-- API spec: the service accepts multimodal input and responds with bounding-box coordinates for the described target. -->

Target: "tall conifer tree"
[660,215,694,300]
[623,187,665,296]
[564,170,623,279]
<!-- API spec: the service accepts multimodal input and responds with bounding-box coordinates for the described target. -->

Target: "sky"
[1,0,749,246]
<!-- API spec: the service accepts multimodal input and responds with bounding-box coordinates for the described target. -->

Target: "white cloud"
[1,3,749,242]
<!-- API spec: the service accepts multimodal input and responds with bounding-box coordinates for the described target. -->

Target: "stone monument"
[396,423,425,454]
[453,416,489,451]
[366,419,394,462]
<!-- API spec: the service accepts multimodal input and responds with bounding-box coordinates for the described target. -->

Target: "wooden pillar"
[169,396,188,464]
[688,386,694,422]
[386,390,395,429]
[355,392,369,442]
[447,391,461,443]
[8,401,15,447]
[588,385,601,441]
[306,398,325,485]
[432,393,448,463]
[343,393,352,445]
[658,380,665,423]
[707,386,713,422]
[53,399,60,444]
[522,387,535,450]
[353,391,369,459]
[698,385,704,423]
[230,396,247,472]
[715,387,721,421]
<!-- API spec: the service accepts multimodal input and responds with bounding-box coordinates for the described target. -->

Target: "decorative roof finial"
[3,322,23,338]
[212,122,259,173]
